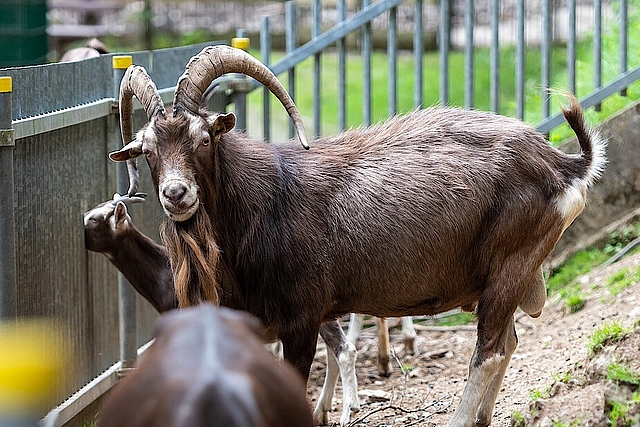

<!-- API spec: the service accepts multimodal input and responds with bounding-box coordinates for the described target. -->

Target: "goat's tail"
[561,95,607,188]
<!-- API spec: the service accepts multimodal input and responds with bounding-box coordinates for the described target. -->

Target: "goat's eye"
[202,136,210,146]
[143,148,151,156]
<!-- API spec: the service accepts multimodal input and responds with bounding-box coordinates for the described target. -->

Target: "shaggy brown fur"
[160,206,220,306]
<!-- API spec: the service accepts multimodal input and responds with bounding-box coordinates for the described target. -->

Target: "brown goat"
[109,45,606,426]
[83,195,177,312]
[99,303,314,427]
[83,197,359,425]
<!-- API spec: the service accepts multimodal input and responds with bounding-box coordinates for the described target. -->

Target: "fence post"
[0,76,16,320]
[112,55,138,369]
[232,30,249,132]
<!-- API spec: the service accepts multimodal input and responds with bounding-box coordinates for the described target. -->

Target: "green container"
[0,0,48,68]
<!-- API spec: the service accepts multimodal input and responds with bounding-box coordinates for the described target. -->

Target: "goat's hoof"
[404,337,416,355]
[378,357,392,377]
[312,409,329,426]
[475,417,491,427]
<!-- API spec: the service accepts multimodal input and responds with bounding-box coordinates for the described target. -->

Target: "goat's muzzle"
[160,179,199,222]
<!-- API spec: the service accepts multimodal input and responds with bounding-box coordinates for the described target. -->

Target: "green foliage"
[551,370,573,384]
[511,411,526,427]
[607,363,640,386]
[605,267,640,298]
[530,385,551,402]
[605,225,640,255]
[546,248,609,295]
[608,392,640,427]
[587,321,629,355]
[432,312,476,327]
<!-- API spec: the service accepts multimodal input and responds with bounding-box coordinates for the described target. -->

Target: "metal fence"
[0,0,638,426]
[252,0,636,140]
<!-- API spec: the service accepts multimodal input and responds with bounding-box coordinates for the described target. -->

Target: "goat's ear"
[109,140,143,162]
[113,201,129,230]
[209,112,236,135]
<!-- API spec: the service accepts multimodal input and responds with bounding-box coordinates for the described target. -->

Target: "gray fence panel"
[14,118,116,393]
[4,57,113,120]
[2,41,225,418]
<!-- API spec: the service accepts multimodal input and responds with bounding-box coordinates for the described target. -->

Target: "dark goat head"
[109,45,308,222]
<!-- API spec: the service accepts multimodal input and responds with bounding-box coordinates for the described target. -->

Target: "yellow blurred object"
[231,37,250,51]
[0,320,66,417]
[112,55,133,70]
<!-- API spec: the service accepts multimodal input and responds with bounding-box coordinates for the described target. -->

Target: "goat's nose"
[163,183,187,205]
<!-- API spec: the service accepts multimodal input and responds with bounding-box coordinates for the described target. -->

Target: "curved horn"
[119,65,167,196]
[173,45,309,149]
[111,192,148,206]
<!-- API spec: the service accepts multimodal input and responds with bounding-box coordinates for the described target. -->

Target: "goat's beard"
[160,206,220,307]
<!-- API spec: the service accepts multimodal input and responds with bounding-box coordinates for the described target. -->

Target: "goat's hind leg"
[317,320,360,426]
[401,316,417,355]
[449,298,518,427]
[475,317,518,427]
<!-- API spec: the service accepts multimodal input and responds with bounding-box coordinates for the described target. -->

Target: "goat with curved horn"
[173,45,309,149]
[118,66,167,196]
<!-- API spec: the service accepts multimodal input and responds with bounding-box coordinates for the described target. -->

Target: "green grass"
[587,321,629,355]
[607,362,640,386]
[431,312,476,327]
[608,391,640,426]
[245,5,640,143]
[605,267,640,299]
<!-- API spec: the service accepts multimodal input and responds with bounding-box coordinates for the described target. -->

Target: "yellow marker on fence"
[113,55,133,70]
[0,77,11,93]
[231,37,250,51]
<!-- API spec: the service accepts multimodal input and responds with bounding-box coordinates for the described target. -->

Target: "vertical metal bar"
[112,56,137,369]
[313,0,322,137]
[567,0,576,93]
[232,29,248,132]
[414,0,424,108]
[541,0,551,119]
[515,0,525,120]
[439,0,450,105]
[490,0,500,113]
[363,0,372,126]
[261,17,272,142]
[594,0,602,111]
[338,0,347,131]
[620,0,628,96]
[388,6,398,116]
[0,76,16,320]
[286,1,297,138]
[464,0,474,109]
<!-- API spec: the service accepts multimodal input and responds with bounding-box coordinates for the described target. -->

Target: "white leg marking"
[448,354,504,427]
[313,347,339,425]
[401,316,417,354]
[346,313,364,346]
[337,340,360,426]
[476,325,518,426]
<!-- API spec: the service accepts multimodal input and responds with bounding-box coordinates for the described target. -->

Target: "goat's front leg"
[317,320,360,426]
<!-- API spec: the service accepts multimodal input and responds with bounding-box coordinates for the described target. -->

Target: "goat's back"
[99,305,313,427]
[213,106,602,319]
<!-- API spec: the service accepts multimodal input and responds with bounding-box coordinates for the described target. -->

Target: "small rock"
[358,389,392,403]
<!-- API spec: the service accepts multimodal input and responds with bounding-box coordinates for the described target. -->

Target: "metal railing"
[251,0,635,140]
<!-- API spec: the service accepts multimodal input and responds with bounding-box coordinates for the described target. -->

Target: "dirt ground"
[306,253,640,426]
